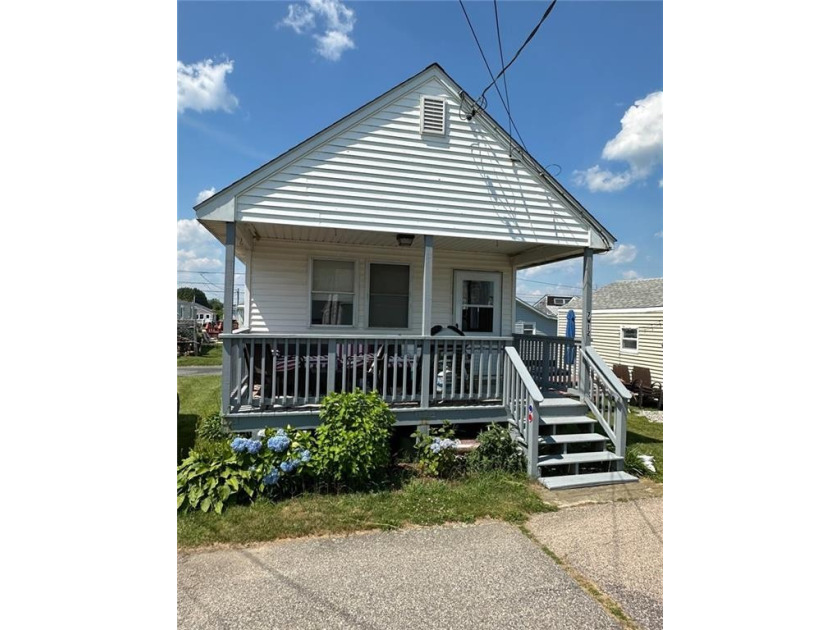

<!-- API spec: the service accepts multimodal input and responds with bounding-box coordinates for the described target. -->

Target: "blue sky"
[177,0,663,302]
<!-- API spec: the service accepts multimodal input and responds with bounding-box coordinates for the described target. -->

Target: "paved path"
[527,497,663,630]
[178,366,222,377]
[178,522,621,630]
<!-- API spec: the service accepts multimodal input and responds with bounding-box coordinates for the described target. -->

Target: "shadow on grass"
[178,414,199,463]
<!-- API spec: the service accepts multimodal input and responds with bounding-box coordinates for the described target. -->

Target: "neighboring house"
[515,298,559,336]
[533,294,576,318]
[177,300,216,324]
[194,63,636,490]
[557,278,663,388]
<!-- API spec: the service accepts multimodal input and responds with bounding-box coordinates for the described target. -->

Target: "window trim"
[365,260,413,330]
[308,257,358,328]
[620,326,639,353]
[453,270,502,336]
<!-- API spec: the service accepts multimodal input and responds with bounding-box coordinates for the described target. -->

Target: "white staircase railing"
[579,346,633,460]
[502,346,544,478]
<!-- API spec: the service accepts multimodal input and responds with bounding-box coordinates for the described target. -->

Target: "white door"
[453,271,502,336]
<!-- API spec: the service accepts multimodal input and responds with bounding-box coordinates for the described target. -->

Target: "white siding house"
[557,278,663,387]
[193,64,638,489]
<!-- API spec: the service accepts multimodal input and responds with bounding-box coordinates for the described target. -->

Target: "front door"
[453,271,502,336]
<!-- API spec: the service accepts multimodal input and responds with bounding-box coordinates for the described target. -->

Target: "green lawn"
[177,375,221,462]
[178,472,555,548]
[177,343,223,366]
[626,409,663,483]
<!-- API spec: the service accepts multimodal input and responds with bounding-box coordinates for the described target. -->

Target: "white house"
[558,278,663,388]
[177,299,216,324]
[193,64,635,490]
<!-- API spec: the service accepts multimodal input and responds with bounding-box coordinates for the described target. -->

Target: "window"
[311,260,355,325]
[523,323,536,335]
[454,271,501,335]
[621,327,638,352]
[368,263,410,328]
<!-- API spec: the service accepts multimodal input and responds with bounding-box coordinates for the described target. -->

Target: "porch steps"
[538,451,622,467]
[539,433,608,446]
[530,394,638,491]
[538,471,638,491]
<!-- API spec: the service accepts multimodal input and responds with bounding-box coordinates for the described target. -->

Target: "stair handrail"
[503,346,543,478]
[579,345,630,459]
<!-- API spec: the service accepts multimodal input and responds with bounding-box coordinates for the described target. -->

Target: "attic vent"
[421,96,446,136]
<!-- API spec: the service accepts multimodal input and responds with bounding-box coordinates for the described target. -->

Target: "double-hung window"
[620,327,638,352]
[311,260,355,326]
[368,263,410,328]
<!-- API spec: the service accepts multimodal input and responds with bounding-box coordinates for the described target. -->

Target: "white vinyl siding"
[246,239,515,336]
[558,308,664,388]
[236,77,591,247]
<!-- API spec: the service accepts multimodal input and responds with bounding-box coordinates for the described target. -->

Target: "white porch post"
[420,235,434,408]
[580,247,593,397]
[221,222,236,415]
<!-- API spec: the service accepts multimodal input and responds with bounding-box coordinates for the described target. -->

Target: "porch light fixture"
[396,234,415,247]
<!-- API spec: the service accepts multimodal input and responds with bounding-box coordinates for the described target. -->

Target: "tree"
[209,298,224,320]
[177,287,210,308]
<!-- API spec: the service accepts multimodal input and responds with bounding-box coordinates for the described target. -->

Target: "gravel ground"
[526,498,663,630]
[178,522,622,630]
[636,408,663,423]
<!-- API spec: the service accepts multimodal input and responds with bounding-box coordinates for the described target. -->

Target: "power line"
[516,277,581,290]
[493,0,513,149]
[457,0,529,152]
[478,0,557,104]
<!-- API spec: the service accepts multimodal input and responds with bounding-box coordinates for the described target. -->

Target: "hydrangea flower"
[231,437,248,453]
[246,439,262,454]
[299,449,311,463]
[262,467,280,485]
[440,439,456,450]
[280,460,293,473]
[429,441,441,454]
[267,434,291,453]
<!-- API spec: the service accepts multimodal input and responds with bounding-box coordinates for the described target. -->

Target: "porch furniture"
[612,364,636,390]
[630,366,662,409]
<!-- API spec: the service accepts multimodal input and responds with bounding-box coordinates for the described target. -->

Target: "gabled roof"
[194,63,616,250]
[516,298,557,321]
[563,278,663,311]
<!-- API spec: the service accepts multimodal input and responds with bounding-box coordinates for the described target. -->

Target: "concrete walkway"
[177,366,222,377]
[527,497,663,630]
[178,521,622,630]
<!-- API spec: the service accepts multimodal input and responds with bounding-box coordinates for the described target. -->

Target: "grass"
[177,375,221,462]
[177,343,223,366]
[177,472,555,548]
[626,408,663,483]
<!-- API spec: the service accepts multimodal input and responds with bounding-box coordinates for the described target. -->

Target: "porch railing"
[502,346,543,478]
[579,346,633,458]
[512,334,580,392]
[220,334,510,413]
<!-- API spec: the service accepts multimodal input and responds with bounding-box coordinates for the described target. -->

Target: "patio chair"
[630,366,663,409]
[612,364,636,390]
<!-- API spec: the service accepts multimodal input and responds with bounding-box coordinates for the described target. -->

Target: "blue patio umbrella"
[564,310,576,365]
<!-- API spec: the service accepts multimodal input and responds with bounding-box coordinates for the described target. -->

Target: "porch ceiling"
[201,220,585,265]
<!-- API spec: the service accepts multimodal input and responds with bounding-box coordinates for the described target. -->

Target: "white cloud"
[622,270,642,280]
[517,259,579,279]
[177,59,239,114]
[280,0,356,61]
[659,179,663,188]
[315,30,355,61]
[177,219,224,272]
[572,166,635,193]
[654,230,663,238]
[601,244,638,265]
[573,91,662,193]
[195,187,216,204]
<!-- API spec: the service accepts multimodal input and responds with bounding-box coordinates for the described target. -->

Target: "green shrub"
[312,390,395,490]
[467,423,526,474]
[411,421,464,479]
[196,412,228,443]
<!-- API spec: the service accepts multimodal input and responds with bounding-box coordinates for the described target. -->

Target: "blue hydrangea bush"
[411,421,464,478]
[177,425,314,513]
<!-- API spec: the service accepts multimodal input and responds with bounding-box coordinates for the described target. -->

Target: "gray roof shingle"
[563,278,662,311]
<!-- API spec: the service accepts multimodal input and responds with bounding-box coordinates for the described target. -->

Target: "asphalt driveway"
[178,521,622,630]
